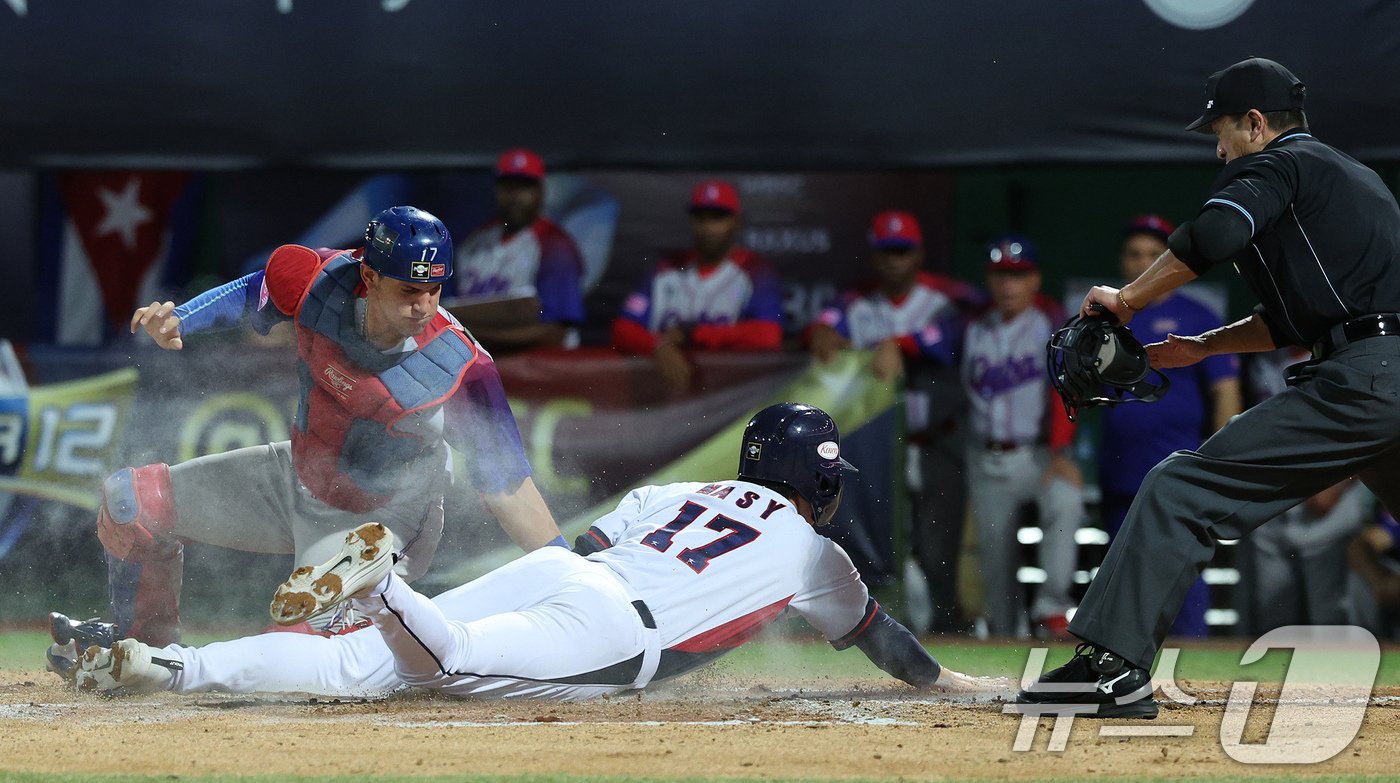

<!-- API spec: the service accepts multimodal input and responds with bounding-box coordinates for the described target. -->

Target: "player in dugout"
[611,180,784,394]
[61,404,1010,701]
[448,148,587,354]
[48,206,565,656]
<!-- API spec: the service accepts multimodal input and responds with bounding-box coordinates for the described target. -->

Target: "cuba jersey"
[620,248,783,333]
[961,303,1060,444]
[452,218,586,324]
[821,274,957,350]
[587,480,873,673]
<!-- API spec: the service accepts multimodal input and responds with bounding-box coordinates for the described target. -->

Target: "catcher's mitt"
[1045,308,1171,421]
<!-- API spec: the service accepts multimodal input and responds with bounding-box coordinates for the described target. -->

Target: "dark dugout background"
[3,1,1400,169]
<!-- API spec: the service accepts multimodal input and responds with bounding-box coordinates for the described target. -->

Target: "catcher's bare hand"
[1146,333,1208,369]
[130,301,184,350]
[1080,285,1136,325]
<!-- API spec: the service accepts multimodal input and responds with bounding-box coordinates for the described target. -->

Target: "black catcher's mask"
[1046,309,1171,422]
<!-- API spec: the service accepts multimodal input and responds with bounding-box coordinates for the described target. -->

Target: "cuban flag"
[37,171,200,346]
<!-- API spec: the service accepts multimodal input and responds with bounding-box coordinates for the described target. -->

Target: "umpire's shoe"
[75,639,182,695]
[1015,642,1158,719]
[270,522,396,627]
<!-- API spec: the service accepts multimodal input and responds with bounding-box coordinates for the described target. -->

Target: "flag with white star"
[41,171,197,345]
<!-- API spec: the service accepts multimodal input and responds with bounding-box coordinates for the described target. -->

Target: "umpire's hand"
[1080,285,1136,324]
[1145,333,1209,369]
[131,301,184,350]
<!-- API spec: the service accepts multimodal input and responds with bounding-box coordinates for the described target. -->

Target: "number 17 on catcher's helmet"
[363,206,454,284]
[737,403,859,526]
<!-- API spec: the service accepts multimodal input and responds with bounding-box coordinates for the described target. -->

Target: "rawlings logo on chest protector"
[319,363,357,400]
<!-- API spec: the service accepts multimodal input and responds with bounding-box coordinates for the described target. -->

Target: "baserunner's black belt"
[1312,313,1400,359]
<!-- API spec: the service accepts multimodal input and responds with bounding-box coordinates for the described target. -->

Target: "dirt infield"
[2,668,1398,781]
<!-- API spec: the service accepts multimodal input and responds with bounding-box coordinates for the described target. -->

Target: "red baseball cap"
[868,210,923,249]
[689,180,741,214]
[1123,214,1176,243]
[496,148,545,181]
[987,235,1039,272]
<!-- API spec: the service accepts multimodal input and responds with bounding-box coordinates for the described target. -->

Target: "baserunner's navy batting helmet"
[363,206,453,283]
[737,403,858,526]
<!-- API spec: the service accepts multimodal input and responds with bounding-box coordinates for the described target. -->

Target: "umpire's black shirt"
[1181,128,1400,347]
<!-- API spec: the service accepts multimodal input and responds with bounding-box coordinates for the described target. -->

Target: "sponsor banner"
[0,342,138,512]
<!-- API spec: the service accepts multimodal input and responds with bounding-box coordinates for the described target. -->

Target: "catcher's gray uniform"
[169,440,448,584]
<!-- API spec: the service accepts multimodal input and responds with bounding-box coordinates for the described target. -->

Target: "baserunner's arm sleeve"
[836,598,942,688]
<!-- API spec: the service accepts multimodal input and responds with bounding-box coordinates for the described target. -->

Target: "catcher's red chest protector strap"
[290,253,477,512]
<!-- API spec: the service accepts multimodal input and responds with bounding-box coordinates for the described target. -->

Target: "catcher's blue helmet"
[363,206,453,283]
[737,403,858,526]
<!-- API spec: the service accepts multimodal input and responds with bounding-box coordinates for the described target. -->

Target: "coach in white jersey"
[962,236,1085,639]
[450,148,586,353]
[73,404,1000,700]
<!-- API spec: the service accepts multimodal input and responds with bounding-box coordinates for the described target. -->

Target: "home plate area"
[2,668,1399,781]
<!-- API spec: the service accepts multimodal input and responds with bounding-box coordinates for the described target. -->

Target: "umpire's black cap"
[1186,57,1306,133]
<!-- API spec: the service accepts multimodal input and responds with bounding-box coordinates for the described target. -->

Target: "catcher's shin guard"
[97,465,183,646]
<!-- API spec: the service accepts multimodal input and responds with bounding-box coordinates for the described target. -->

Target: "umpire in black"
[1018,57,1400,719]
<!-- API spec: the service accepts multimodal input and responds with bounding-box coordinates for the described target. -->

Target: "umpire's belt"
[1312,313,1400,359]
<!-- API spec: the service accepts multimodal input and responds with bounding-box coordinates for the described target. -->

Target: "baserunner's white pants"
[162,548,658,700]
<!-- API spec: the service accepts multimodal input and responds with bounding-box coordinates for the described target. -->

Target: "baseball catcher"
[48,206,563,659]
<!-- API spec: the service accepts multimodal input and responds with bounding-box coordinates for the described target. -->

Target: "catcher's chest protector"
[291,254,476,512]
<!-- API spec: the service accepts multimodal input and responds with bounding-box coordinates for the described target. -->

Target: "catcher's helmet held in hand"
[363,206,453,283]
[737,403,858,526]
[1046,308,1171,421]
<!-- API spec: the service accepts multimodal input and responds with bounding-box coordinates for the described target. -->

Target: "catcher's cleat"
[75,639,182,695]
[49,612,117,651]
[45,641,80,682]
[1015,642,1158,719]
[270,523,396,627]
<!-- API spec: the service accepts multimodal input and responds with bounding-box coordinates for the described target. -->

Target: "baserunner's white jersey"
[587,480,874,675]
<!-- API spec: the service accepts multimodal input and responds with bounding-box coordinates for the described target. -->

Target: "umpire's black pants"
[1070,336,1400,669]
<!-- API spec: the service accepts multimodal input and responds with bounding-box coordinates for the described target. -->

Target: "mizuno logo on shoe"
[1098,670,1133,694]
